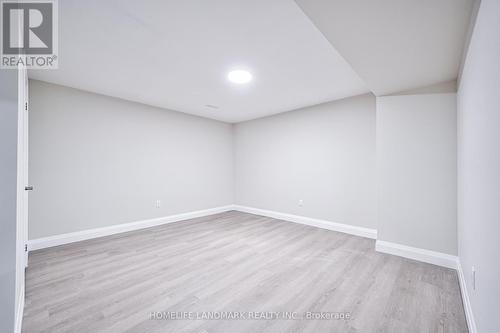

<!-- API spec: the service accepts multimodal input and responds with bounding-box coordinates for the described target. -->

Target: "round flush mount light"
[227,70,252,84]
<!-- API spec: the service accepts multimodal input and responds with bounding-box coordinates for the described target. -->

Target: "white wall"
[234,94,377,229]
[457,0,500,331]
[377,93,457,255]
[389,79,457,96]
[0,70,18,333]
[29,80,234,239]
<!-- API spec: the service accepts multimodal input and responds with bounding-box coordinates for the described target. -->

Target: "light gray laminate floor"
[22,211,467,333]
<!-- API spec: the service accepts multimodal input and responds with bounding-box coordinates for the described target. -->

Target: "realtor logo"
[1,0,58,68]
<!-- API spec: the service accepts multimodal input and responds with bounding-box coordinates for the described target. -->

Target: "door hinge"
[25,102,28,111]
[25,244,28,252]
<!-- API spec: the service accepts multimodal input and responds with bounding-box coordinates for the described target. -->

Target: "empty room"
[1,0,499,332]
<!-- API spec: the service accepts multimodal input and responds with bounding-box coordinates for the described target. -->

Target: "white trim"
[457,260,478,333]
[28,205,377,251]
[375,240,458,269]
[28,205,235,251]
[14,285,24,333]
[232,205,377,239]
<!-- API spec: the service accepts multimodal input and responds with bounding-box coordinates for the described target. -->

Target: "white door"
[22,67,29,267]
[16,66,29,268]
[15,65,29,333]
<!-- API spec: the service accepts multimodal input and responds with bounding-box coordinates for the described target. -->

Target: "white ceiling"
[295,0,475,96]
[29,0,369,123]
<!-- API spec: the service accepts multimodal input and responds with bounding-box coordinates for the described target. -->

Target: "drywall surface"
[389,80,457,96]
[377,93,457,255]
[234,94,376,229]
[29,80,233,239]
[457,0,500,331]
[0,70,18,333]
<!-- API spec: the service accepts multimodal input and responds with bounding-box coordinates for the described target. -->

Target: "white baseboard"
[14,286,24,333]
[375,240,458,269]
[28,205,235,251]
[232,205,377,239]
[457,260,477,333]
[27,205,377,250]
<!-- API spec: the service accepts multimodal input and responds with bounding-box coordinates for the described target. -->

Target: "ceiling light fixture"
[227,70,252,84]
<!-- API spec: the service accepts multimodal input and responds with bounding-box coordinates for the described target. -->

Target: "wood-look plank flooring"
[23,211,467,333]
